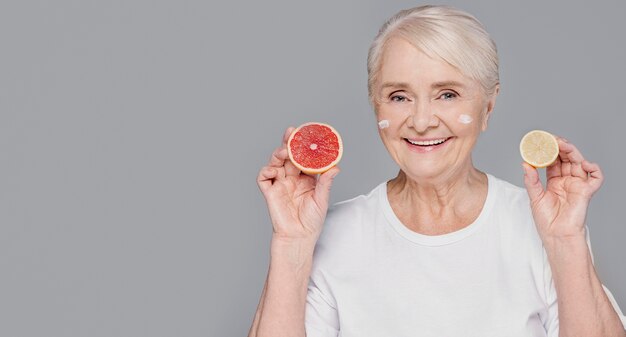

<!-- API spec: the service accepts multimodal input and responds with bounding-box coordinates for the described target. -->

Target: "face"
[374,37,498,181]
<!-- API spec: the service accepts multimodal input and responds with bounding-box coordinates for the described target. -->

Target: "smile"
[403,137,453,153]
[404,137,451,146]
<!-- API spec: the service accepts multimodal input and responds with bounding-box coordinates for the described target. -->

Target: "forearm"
[248,275,268,337]
[544,234,626,337]
[248,238,316,337]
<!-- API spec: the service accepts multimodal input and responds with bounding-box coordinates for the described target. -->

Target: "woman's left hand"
[522,137,604,240]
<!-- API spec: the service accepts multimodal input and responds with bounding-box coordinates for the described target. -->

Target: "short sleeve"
[542,246,559,337]
[602,284,626,329]
[305,276,339,337]
[542,226,626,335]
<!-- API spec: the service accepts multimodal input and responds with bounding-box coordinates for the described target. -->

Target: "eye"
[389,92,411,103]
[439,91,458,100]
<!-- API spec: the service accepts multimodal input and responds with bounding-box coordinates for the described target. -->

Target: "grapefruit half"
[287,122,343,174]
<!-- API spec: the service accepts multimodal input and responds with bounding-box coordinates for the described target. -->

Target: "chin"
[403,163,448,181]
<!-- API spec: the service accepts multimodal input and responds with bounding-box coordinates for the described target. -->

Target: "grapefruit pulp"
[287,122,343,174]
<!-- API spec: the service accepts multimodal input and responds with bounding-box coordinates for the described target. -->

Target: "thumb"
[314,166,340,207]
[522,162,544,203]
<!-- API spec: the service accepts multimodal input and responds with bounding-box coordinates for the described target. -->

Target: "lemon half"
[520,130,559,168]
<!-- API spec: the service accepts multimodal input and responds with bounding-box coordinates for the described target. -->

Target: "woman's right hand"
[257,127,340,244]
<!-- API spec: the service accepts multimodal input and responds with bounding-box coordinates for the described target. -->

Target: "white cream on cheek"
[458,114,473,124]
[378,119,390,129]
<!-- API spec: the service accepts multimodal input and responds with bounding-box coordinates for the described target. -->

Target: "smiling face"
[374,37,498,182]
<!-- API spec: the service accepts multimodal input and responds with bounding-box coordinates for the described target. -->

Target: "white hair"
[367,5,499,103]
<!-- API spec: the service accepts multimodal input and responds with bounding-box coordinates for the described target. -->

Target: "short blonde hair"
[367,5,499,103]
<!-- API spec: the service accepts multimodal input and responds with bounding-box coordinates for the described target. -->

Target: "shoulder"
[487,174,544,248]
[490,174,529,203]
[312,182,386,262]
[323,182,384,230]
[322,183,384,236]
[489,174,532,216]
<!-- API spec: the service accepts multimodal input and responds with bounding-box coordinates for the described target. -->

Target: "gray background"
[1,0,624,336]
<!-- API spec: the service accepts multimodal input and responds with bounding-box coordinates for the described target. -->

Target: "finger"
[558,139,589,178]
[270,145,301,177]
[267,127,296,168]
[556,139,573,163]
[572,163,588,180]
[582,160,604,192]
[257,166,278,193]
[281,127,301,176]
[268,146,300,176]
[522,162,544,204]
[282,127,295,146]
[583,160,603,179]
[554,137,568,177]
[557,139,585,164]
[546,155,562,179]
[561,160,572,177]
[314,166,340,208]
[268,147,289,167]
[284,157,301,176]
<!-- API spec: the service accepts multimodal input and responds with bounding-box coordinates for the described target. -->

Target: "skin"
[248,36,625,337]
[377,37,625,335]
[523,140,625,337]
[249,127,339,337]
[375,37,497,234]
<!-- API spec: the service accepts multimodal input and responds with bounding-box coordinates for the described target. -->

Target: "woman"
[249,5,626,337]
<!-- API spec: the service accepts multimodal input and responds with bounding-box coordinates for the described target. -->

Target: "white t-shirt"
[305,174,626,337]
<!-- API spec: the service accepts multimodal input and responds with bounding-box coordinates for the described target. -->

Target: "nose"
[407,100,439,132]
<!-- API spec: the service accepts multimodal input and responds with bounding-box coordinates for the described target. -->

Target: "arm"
[523,137,625,337]
[249,127,340,337]
[543,234,625,337]
[248,239,316,337]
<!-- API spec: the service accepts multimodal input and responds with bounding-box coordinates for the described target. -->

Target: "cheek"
[376,108,396,120]
[375,113,404,151]
[436,110,476,133]
[376,109,407,133]
[437,102,486,133]
[457,114,473,124]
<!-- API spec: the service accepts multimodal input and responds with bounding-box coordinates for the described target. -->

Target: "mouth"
[403,137,453,153]
[404,137,452,146]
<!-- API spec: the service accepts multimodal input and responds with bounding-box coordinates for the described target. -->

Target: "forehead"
[378,37,473,89]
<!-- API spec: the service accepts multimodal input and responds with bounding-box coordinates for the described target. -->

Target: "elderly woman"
[248,5,626,337]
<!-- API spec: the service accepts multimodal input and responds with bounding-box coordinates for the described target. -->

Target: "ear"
[481,84,500,131]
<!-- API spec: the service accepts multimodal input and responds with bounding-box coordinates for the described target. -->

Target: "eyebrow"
[379,80,467,91]
[379,82,410,91]
[431,80,466,90]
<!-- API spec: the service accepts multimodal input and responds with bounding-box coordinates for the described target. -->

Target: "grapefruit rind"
[287,122,343,175]
[519,130,559,168]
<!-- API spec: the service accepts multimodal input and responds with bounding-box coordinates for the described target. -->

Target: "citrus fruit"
[519,130,559,168]
[287,122,343,174]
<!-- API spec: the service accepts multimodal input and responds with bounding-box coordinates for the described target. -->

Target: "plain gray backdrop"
[1,0,624,336]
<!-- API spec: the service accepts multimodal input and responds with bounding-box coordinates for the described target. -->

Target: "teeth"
[407,138,447,146]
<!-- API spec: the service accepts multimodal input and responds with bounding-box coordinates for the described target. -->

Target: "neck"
[387,164,488,234]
